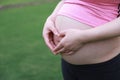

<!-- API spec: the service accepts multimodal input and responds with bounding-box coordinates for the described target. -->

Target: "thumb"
[50,26,59,36]
[59,30,67,37]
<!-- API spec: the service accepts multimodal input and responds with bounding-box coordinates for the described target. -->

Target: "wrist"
[79,28,108,43]
[78,29,97,43]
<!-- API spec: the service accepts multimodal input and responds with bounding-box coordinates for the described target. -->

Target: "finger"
[62,51,74,56]
[55,48,66,54]
[43,31,55,51]
[44,36,54,50]
[50,26,59,36]
[53,42,63,54]
[48,32,56,47]
[61,49,72,53]
[68,51,74,55]
[59,30,66,37]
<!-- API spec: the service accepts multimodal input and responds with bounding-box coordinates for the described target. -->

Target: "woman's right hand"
[42,16,59,52]
[53,29,85,55]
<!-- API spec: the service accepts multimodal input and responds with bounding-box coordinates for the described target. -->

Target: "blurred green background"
[0,0,62,80]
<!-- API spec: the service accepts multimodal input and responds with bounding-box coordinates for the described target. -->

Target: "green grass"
[0,1,62,80]
[0,0,41,5]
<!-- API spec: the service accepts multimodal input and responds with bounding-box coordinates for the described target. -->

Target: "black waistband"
[62,53,120,72]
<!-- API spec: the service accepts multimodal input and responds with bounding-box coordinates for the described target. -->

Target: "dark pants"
[62,54,120,80]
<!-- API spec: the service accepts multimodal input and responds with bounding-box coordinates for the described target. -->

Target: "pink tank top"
[57,0,120,27]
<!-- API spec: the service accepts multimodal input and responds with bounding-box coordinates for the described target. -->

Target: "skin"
[53,16,120,64]
[43,1,63,52]
[43,1,120,64]
[54,16,120,54]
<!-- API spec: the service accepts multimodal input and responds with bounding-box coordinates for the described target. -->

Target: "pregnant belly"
[54,16,120,65]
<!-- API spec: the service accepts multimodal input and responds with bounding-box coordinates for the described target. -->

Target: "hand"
[42,17,59,52]
[53,29,85,55]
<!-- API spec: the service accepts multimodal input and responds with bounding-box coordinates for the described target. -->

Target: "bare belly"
[54,16,120,65]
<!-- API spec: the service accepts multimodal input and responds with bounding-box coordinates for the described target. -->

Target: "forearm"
[49,0,64,20]
[82,17,120,42]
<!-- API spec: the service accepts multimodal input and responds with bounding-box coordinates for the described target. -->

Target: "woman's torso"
[54,0,120,65]
[58,0,120,27]
[55,16,120,65]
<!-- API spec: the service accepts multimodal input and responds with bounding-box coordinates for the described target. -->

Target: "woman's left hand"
[53,29,85,55]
